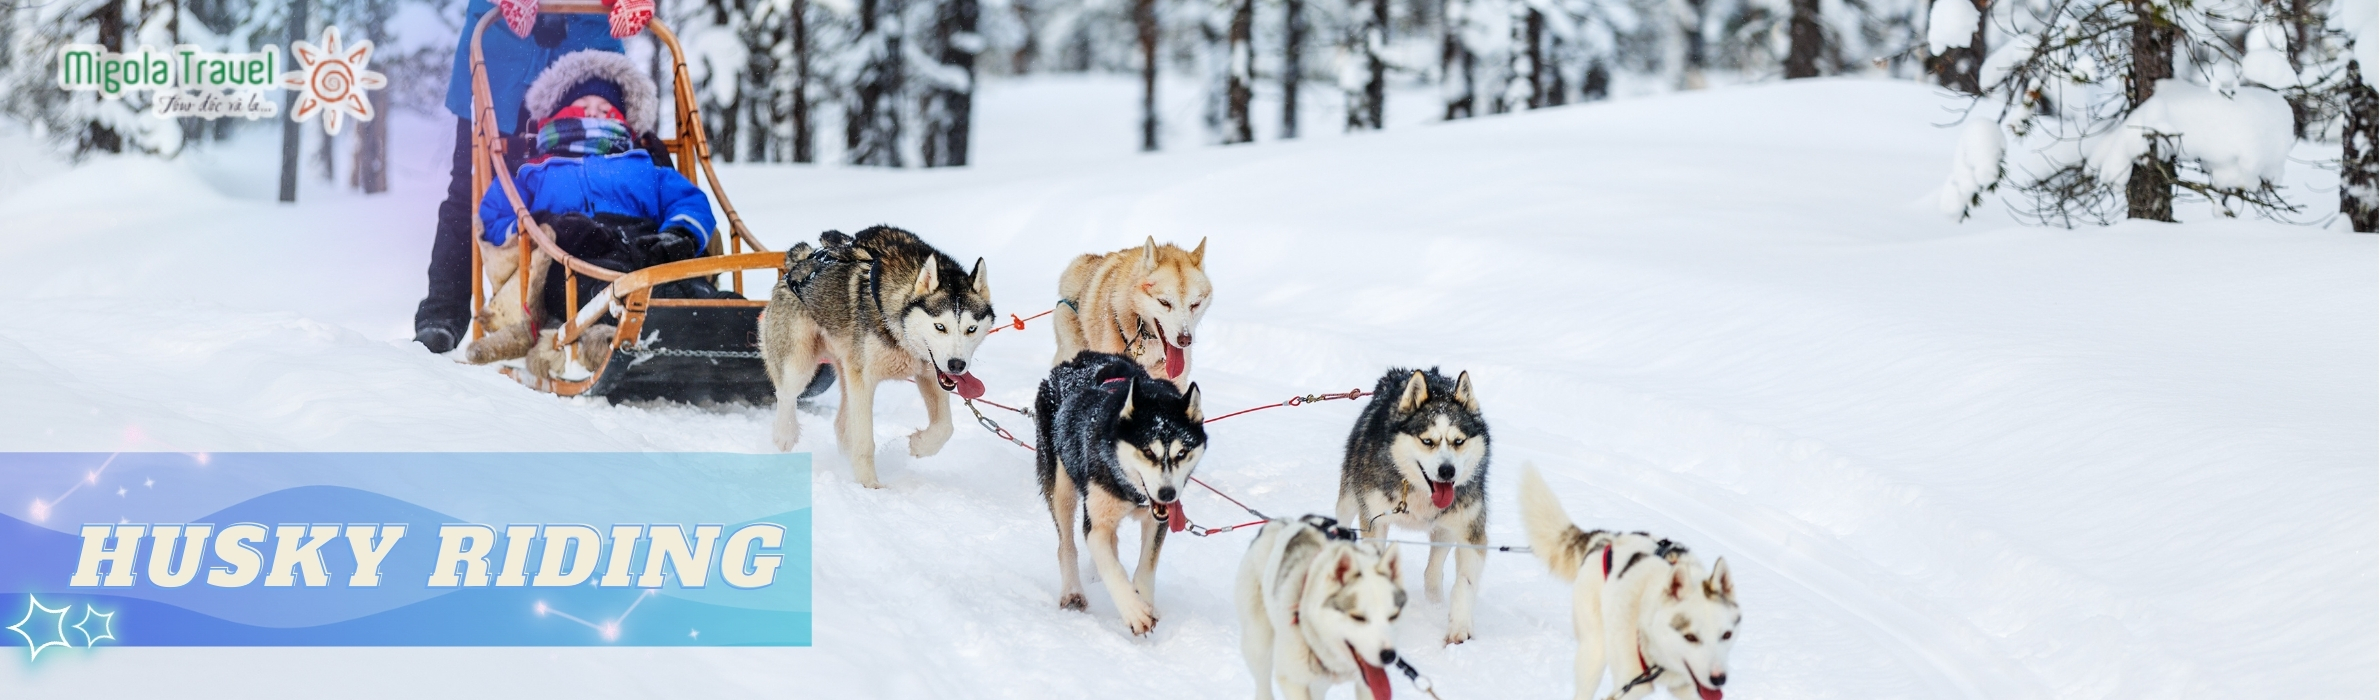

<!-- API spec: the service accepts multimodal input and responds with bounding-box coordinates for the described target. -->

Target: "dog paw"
[770,429,800,452]
[1058,593,1087,611]
[1119,600,1159,635]
[907,426,952,457]
[1443,625,1472,646]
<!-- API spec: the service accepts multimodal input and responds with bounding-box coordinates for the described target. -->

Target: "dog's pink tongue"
[1429,481,1456,509]
[1698,686,1723,700]
[941,372,985,400]
[1359,659,1392,700]
[1166,501,1187,533]
[1162,341,1186,379]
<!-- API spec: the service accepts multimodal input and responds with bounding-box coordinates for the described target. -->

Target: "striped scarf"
[536,117,634,161]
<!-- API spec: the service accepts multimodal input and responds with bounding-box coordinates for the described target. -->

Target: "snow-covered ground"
[0,76,2371,699]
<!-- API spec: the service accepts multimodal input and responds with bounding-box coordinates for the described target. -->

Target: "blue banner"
[0,452,810,655]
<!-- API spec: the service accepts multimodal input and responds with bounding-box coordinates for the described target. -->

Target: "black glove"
[635,227,701,263]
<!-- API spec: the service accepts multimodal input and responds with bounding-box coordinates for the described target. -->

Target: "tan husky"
[1052,237,1211,387]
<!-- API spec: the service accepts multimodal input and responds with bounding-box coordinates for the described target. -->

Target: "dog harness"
[1596,536,1691,698]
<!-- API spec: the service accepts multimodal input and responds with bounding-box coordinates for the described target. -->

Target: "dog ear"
[911,260,940,297]
[969,257,989,297]
[1453,370,1479,411]
[1332,549,1359,585]
[1117,380,1136,420]
[1182,382,1204,423]
[1141,236,1159,270]
[1667,566,1692,601]
[1396,371,1430,413]
[1706,558,1734,603]
[1376,542,1402,581]
[1190,237,1207,266]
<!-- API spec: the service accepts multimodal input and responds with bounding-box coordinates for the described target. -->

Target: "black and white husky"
[1236,516,1407,700]
[1337,367,1491,644]
[1035,351,1206,635]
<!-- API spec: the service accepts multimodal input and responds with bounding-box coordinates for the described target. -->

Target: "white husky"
[1236,517,1407,700]
[1520,466,1739,700]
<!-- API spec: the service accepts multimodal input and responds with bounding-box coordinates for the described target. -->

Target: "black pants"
[413,118,479,335]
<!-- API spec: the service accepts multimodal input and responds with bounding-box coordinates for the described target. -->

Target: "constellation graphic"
[536,589,657,642]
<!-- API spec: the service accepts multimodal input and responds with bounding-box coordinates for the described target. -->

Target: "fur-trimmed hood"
[523,50,659,136]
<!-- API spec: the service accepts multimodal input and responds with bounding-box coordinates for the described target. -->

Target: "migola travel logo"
[54,26,385,135]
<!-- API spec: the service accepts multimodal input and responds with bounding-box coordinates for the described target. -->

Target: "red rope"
[987,308,1055,335]
[1203,389,1369,423]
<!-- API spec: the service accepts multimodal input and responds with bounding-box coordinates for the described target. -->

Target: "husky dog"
[1337,367,1491,644]
[760,226,993,488]
[1035,351,1206,635]
[1236,516,1407,700]
[1053,237,1211,388]
[1520,465,1738,700]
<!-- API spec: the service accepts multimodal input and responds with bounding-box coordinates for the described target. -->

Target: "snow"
[1938,116,2003,217]
[1926,0,1979,54]
[2091,79,2296,191]
[0,78,2371,699]
[2237,22,2299,89]
[1979,34,2035,89]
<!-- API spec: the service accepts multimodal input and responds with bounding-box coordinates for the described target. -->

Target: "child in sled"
[466,49,721,379]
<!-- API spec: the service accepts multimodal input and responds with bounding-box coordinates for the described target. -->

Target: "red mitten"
[496,0,538,38]
[608,0,653,38]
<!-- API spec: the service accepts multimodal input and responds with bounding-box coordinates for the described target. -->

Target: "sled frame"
[465,2,779,399]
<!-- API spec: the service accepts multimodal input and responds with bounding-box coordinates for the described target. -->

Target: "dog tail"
[1520,463,1602,582]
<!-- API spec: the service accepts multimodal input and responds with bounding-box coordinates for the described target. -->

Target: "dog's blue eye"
[934,323,947,332]
[966,326,977,334]
[1451,438,1464,447]
[1420,438,1436,447]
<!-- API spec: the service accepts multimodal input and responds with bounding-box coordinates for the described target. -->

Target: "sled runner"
[464,1,801,403]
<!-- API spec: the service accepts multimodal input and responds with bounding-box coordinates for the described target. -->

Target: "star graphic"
[72,607,114,647]
[276,26,388,136]
[7,595,74,661]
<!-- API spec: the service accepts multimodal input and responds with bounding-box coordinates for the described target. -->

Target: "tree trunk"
[1441,0,1476,119]
[1136,0,1158,151]
[1928,0,1986,93]
[1523,8,1546,107]
[847,0,907,166]
[1346,0,1386,129]
[792,0,814,162]
[1679,0,1709,89]
[1581,58,1609,101]
[1282,0,1303,138]
[88,0,126,154]
[1783,0,1823,78]
[2125,0,2175,221]
[2344,61,2377,232]
[920,0,979,166]
[1222,0,1254,143]
[276,0,303,199]
[357,0,390,192]
[1012,0,1038,73]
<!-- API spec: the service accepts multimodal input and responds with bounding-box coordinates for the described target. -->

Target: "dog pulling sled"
[465,1,791,403]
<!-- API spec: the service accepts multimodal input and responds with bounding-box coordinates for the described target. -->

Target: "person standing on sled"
[463,49,725,380]
[412,0,655,353]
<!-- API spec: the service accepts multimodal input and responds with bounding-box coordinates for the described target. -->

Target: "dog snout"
[1174,332,1193,347]
[1155,486,1177,503]
[1377,649,1397,666]
[945,358,967,374]
[1436,464,1455,481]
[1709,673,1727,688]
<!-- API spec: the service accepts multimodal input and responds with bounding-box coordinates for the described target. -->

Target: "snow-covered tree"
[1941,0,2314,224]
[917,0,980,164]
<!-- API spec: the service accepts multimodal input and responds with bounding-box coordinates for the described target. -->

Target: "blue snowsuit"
[478,150,716,249]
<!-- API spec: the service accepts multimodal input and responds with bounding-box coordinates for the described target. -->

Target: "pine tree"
[1135,0,1158,150]
[2344,60,2377,232]
[918,0,980,165]
[1441,0,1481,118]
[848,0,908,165]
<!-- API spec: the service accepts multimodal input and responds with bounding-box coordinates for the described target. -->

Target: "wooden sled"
[464,2,793,404]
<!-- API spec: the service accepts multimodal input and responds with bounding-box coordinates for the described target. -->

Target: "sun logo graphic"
[276,26,387,136]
